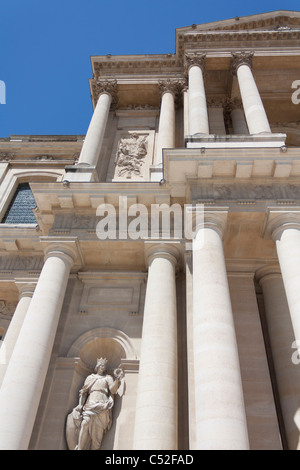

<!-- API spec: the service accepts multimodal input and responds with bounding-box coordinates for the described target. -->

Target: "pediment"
[177,10,300,34]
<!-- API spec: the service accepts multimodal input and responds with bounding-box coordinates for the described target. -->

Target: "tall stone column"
[77,80,117,167]
[154,80,177,166]
[182,86,189,137]
[133,244,178,450]
[268,213,300,345]
[0,239,79,449]
[231,52,271,135]
[0,279,36,387]
[185,53,209,135]
[256,265,300,450]
[192,210,249,449]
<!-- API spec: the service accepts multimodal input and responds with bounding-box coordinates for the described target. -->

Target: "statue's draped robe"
[66,373,115,450]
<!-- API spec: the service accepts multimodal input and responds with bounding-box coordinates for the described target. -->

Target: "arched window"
[1,183,37,224]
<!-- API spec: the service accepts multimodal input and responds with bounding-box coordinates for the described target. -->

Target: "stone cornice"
[90,13,300,81]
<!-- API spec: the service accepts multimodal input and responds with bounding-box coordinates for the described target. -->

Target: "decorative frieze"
[190,182,300,203]
[0,255,43,272]
[0,153,15,162]
[0,300,15,319]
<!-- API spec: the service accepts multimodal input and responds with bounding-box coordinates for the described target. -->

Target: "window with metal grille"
[2,183,37,224]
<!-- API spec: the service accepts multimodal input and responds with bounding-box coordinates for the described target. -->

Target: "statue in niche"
[115,133,148,178]
[66,357,124,450]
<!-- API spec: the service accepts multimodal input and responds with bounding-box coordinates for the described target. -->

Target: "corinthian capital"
[184,52,206,74]
[231,51,254,75]
[158,79,187,107]
[92,79,118,108]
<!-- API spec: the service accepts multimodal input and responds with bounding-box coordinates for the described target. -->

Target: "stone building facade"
[0,10,300,450]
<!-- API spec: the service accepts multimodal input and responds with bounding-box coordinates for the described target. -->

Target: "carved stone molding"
[0,255,43,272]
[0,153,15,162]
[207,97,226,108]
[184,52,206,74]
[91,79,118,109]
[118,104,157,111]
[274,121,300,129]
[231,51,254,75]
[0,300,15,319]
[190,182,300,203]
[225,97,243,111]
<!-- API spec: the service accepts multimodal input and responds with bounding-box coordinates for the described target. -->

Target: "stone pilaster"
[207,97,226,134]
[225,98,249,135]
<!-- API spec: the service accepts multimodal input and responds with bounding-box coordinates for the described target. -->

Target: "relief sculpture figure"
[66,357,124,450]
[115,133,148,178]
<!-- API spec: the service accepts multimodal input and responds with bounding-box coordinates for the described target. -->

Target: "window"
[2,183,37,224]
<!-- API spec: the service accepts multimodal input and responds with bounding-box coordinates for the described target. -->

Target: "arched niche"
[66,327,137,372]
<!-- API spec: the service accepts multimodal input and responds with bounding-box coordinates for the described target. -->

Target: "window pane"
[2,183,37,224]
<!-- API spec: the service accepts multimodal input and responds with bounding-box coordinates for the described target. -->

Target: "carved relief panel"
[107,130,155,182]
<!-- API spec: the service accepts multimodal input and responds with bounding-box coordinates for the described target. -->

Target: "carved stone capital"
[225,97,243,112]
[92,79,118,109]
[231,51,254,75]
[184,52,206,74]
[207,97,226,108]
[158,79,186,107]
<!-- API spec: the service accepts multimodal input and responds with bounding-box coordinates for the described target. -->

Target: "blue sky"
[0,0,299,137]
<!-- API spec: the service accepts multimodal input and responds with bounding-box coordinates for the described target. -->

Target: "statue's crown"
[95,357,108,371]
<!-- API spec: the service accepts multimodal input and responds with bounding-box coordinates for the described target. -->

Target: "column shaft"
[133,246,178,450]
[0,250,74,449]
[274,227,300,342]
[188,65,209,135]
[155,91,175,166]
[0,284,35,387]
[236,64,271,134]
[231,108,249,134]
[192,221,249,449]
[208,106,226,134]
[78,92,111,167]
[258,268,300,449]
